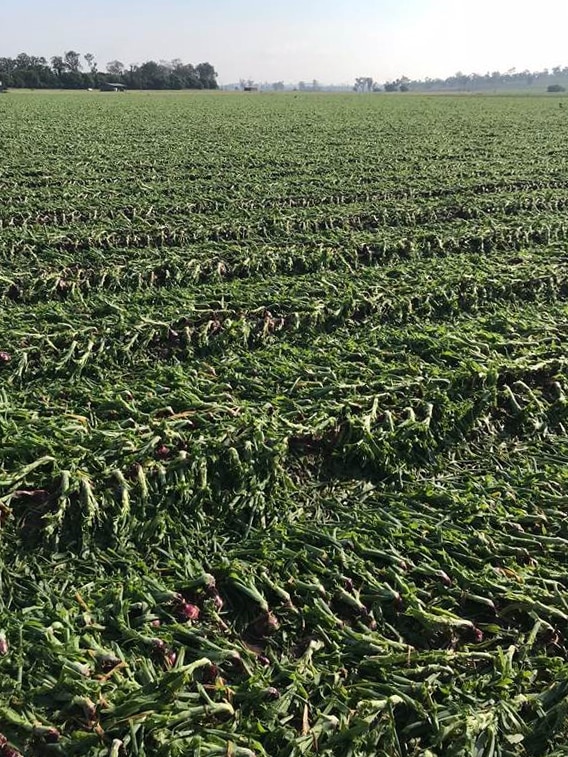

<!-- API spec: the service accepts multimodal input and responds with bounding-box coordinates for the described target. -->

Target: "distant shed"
[100,82,127,92]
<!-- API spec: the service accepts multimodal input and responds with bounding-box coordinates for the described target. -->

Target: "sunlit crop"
[0,90,567,756]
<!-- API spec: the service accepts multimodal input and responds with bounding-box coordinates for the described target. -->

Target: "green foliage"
[0,53,218,90]
[0,91,568,755]
[390,67,568,92]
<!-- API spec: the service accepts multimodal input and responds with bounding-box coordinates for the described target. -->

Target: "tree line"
[0,51,218,89]
[351,68,568,94]
[383,67,568,92]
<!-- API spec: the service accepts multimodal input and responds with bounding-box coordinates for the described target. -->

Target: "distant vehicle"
[100,82,127,92]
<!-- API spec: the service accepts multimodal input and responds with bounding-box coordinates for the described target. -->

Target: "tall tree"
[64,50,81,72]
[196,62,218,89]
[84,53,97,74]
[51,56,65,76]
[106,60,125,76]
[354,77,374,92]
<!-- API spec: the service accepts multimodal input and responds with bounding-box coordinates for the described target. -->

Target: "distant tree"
[354,77,374,92]
[451,71,470,90]
[84,53,97,74]
[523,70,535,86]
[196,62,218,89]
[383,76,410,92]
[0,51,211,91]
[0,57,16,75]
[51,56,65,76]
[59,70,84,88]
[127,60,167,89]
[23,70,41,88]
[0,54,55,87]
[177,62,201,88]
[547,84,566,93]
[15,53,33,69]
[271,81,285,91]
[64,50,81,72]
[107,60,125,76]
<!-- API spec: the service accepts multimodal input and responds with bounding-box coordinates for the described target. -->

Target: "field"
[1,90,568,756]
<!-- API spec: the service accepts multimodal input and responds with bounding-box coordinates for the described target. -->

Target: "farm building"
[100,82,126,92]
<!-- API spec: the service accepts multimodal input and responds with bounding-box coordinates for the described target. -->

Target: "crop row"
[1,257,566,375]
[3,186,568,231]
[2,303,566,546]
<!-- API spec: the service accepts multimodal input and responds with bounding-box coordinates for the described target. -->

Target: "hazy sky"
[2,0,568,84]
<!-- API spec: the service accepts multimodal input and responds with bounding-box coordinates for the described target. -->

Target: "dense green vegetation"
[391,67,568,93]
[1,91,568,756]
[0,53,218,90]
